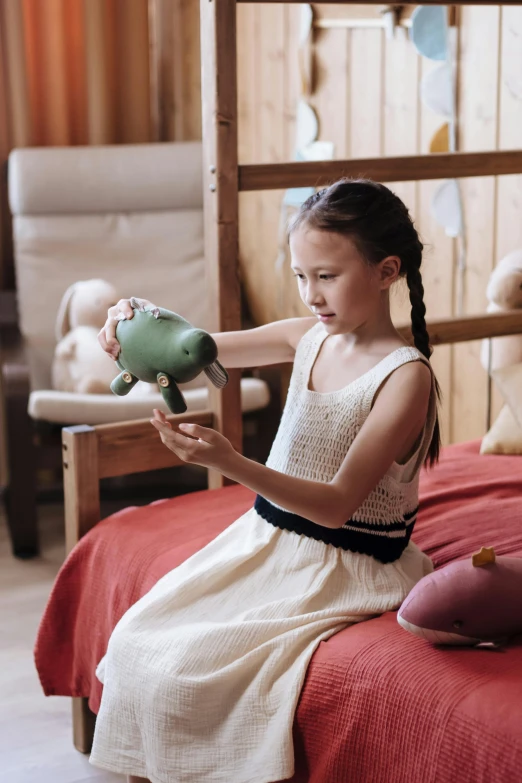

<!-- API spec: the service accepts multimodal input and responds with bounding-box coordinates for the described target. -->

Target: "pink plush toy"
[397,547,522,647]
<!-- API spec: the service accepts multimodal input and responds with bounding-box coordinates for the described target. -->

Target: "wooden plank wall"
[162,4,522,445]
[235,4,522,445]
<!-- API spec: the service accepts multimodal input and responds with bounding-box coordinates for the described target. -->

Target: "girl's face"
[289,225,393,334]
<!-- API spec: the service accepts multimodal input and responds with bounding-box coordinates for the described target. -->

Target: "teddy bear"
[52,279,158,396]
[52,279,121,394]
[480,248,522,372]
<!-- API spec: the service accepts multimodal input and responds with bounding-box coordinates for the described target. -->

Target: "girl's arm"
[210,317,316,368]
[154,360,432,529]
[98,296,316,368]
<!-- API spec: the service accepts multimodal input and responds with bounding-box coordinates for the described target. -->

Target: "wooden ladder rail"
[199,0,522,500]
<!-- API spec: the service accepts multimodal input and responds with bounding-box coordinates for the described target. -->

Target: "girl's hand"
[98,297,154,359]
[150,409,237,472]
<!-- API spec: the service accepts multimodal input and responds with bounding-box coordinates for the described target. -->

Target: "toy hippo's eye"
[184,349,189,355]
[453,620,463,629]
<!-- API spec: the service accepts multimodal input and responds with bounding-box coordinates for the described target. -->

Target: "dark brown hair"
[289,177,441,466]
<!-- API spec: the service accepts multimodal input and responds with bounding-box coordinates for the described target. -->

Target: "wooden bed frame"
[63,0,522,757]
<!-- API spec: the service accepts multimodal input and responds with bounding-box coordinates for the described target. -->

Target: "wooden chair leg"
[4,386,39,558]
[72,696,96,754]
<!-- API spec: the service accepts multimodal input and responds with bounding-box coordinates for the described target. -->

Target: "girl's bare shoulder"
[285,317,318,351]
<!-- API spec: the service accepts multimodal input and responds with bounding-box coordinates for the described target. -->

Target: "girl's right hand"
[98,297,154,359]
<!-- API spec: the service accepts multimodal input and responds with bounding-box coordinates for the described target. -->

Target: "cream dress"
[90,322,436,783]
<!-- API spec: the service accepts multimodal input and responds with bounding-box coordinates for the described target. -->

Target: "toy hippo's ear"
[55,282,78,342]
[204,360,228,389]
[129,296,149,313]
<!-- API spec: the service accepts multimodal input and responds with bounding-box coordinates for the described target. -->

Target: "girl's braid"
[406,263,432,361]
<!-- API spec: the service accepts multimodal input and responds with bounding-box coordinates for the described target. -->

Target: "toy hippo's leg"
[111,371,139,396]
[157,373,187,414]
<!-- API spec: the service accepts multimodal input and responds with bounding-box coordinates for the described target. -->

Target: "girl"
[93,178,439,783]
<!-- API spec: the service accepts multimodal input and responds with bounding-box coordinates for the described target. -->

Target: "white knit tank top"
[254,322,438,563]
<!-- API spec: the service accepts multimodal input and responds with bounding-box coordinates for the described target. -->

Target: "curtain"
[149,0,201,143]
[0,0,202,290]
[0,0,152,288]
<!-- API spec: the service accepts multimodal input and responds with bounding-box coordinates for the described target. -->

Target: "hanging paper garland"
[274,5,335,317]
[299,3,313,47]
[410,6,448,61]
[295,99,319,150]
[283,151,316,209]
[429,122,449,154]
[279,100,319,216]
[431,179,462,238]
[420,63,453,118]
[412,6,467,315]
[299,3,314,96]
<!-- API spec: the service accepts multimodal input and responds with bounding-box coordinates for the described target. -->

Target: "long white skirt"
[89,506,433,783]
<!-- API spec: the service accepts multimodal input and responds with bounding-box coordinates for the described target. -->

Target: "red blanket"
[35,441,522,782]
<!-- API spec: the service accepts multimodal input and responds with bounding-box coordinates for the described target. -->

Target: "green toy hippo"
[110,299,228,413]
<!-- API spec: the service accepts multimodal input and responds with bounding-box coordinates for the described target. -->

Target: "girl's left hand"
[150,409,237,472]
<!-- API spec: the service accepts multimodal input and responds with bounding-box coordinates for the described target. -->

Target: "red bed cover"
[35,441,522,782]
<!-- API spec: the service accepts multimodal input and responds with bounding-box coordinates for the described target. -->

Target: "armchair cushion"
[8,141,271,428]
[28,377,270,425]
[8,143,203,215]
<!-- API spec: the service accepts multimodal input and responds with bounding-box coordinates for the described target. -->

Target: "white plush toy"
[52,279,121,394]
[480,249,522,372]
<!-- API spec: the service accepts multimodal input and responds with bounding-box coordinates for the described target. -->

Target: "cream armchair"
[1,142,272,558]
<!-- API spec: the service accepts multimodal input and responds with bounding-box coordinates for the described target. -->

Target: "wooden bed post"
[62,425,100,556]
[62,424,101,754]
[200,0,242,489]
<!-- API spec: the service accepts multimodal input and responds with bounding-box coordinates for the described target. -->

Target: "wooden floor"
[0,501,121,783]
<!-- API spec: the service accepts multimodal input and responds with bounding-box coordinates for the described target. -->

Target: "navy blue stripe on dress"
[253,495,418,564]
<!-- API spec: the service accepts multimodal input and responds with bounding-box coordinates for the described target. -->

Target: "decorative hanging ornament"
[276,6,335,317]
[429,123,449,154]
[299,3,313,45]
[410,6,448,61]
[420,63,453,118]
[295,99,319,152]
[298,4,314,96]
[301,139,335,162]
[283,186,316,208]
[431,179,463,238]
[283,142,334,209]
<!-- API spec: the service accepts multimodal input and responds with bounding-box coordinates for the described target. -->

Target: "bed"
[35,438,522,782]
[34,0,522,779]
